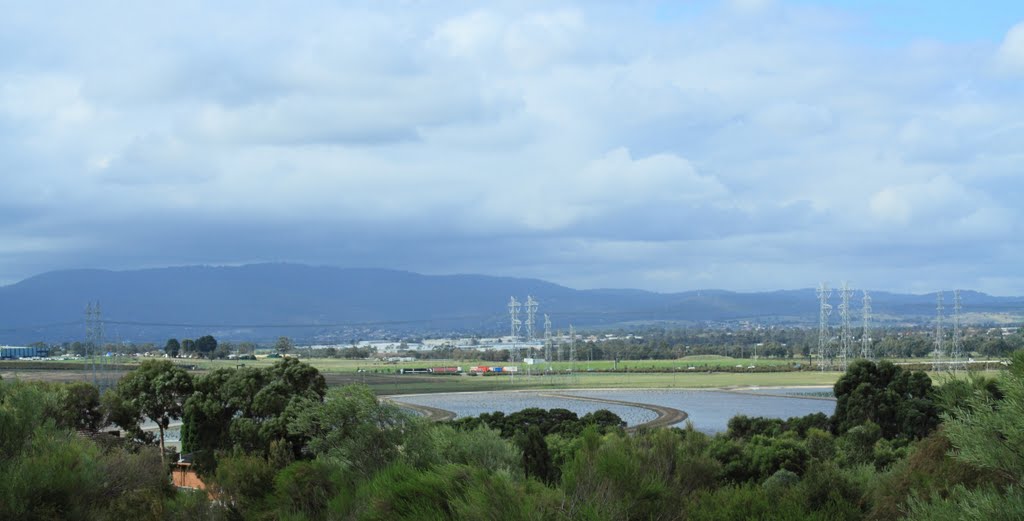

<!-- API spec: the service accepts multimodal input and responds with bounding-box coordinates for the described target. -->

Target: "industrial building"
[0,345,49,359]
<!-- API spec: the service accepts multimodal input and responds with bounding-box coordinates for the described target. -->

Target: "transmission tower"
[85,303,96,387]
[525,296,538,342]
[543,314,552,362]
[508,297,521,363]
[569,324,576,374]
[933,291,944,372]
[816,282,833,371]
[952,289,964,373]
[84,301,105,389]
[860,290,873,360]
[555,329,562,361]
[838,282,853,372]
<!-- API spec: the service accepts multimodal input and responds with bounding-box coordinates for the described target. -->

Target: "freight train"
[397,366,462,375]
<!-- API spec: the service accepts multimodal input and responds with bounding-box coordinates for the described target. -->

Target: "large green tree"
[832,359,938,439]
[274,336,294,354]
[164,338,180,358]
[110,359,194,463]
[52,381,106,431]
[287,384,408,478]
[517,425,556,484]
[194,335,218,359]
[181,358,326,470]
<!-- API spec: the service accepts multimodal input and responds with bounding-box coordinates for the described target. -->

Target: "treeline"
[43,336,375,360]
[581,326,1024,360]
[47,336,254,359]
[3,354,1024,519]
[392,326,1024,363]
[34,325,1024,364]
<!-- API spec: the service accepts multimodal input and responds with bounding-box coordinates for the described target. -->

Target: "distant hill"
[0,263,1021,343]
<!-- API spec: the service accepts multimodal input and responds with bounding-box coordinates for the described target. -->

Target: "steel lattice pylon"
[816,282,833,371]
[933,292,944,372]
[860,290,872,360]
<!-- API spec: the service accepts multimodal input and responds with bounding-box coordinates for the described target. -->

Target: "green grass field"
[2,355,1000,396]
[179,354,805,373]
[331,369,846,396]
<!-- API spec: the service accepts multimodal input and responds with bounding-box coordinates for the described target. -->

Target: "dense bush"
[832,360,939,440]
[4,351,1024,520]
[450,406,625,438]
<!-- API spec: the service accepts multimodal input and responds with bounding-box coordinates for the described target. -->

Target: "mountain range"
[1,263,1022,344]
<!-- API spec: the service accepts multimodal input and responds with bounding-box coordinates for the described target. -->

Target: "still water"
[392,387,835,433]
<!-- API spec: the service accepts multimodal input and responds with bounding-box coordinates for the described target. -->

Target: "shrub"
[271,460,340,520]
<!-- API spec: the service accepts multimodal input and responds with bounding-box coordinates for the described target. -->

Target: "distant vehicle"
[398,367,463,375]
[430,366,461,374]
[398,367,432,374]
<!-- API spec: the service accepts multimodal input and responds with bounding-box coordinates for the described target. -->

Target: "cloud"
[0,1,1022,294]
[996,21,1024,74]
[867,175,1010,234]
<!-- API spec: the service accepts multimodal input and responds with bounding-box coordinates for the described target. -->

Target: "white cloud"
[867,176,1007,238]
[576,148,726,205]
[430,10,504,60]
[995,21,1024,74]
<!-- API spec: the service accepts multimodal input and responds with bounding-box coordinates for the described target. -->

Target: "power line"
[0,320,82,333]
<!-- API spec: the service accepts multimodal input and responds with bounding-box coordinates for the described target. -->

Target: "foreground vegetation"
[2,352,1023,519]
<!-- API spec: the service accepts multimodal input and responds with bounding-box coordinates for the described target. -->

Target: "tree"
[517,425,556,484]
[904,351,1024,519]
[832,359,938,439]
[194,335,218,359]
[52,381,105,431]
[238,342,256,355]
[287,384,403,477]
[181,358,327,470]
[942,350,1024,485]
[181,338,196,355]
[164,338,180,358]
[111,360,193,463]
[275,336,294,354]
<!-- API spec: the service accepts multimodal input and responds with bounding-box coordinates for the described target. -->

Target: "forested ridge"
[2,354,1023,520]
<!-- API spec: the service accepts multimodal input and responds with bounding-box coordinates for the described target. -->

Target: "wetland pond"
[392,387,835,433]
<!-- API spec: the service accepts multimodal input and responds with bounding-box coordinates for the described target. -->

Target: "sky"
[2,0,1024,295]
